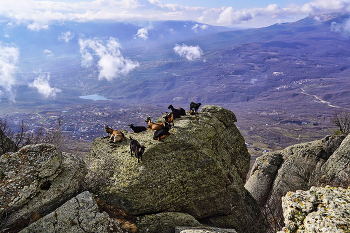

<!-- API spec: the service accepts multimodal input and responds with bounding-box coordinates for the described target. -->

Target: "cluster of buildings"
[1,104,162,142]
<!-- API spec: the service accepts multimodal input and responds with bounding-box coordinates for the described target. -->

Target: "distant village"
[1,104,163,142]
[1,102,276,156]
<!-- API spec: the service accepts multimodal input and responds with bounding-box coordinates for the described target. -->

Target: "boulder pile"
[245,134,347,221]
[0,105,271,232]
[0,144,86,231]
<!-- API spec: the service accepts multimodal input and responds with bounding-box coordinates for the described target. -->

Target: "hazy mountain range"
[0,12,349,110]
[2,12,350,152]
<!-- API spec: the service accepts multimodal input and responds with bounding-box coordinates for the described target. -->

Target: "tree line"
[0,118,64,155]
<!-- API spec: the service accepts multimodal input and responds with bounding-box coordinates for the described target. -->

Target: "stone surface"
[175,226,237,233]
[136,212,203,233]
[244,152,283,206]
[278,186,350,233]
[86,105,264,232]
[19,191,122,233]
[245,134,346,219]
[311,133,350,186]
[0,144,87,231]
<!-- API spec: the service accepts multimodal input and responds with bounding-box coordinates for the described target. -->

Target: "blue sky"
[160,0,311,9]
[2,0,350,29]
[35,0,313,10]
[1,0,350,99]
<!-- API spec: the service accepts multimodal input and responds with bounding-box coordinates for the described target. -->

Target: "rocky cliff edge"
[85,105,264,232]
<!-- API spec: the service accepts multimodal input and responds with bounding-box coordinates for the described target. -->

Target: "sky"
[2,0,350,99]
[1,0,350,29]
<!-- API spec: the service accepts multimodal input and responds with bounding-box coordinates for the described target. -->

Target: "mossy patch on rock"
[136,212,202,233]
[86,105,263,232]
[0,144,87,231]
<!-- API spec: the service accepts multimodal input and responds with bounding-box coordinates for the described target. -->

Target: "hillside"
[1,13,350,153]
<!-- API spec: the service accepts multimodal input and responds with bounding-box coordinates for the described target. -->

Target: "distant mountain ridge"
[1,13,350,111]
[1,20,229,63]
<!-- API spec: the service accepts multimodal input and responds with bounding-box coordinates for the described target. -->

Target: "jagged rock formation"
[0,144,87,232]
[86,105,264,233]
[278,186,350,233]
[19,191,123,233]
[245,134,347,223]
[311,133,350,186]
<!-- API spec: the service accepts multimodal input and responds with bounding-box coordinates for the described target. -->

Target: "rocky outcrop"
[19,191,122,233]
[311,133,350,186]
[245,134,346,223]
[244,152,283,206]
[0,144,87,232]
[278,186,350,233]
[86,105,264,233]
[175,226,237,233]
[136,212,202,233]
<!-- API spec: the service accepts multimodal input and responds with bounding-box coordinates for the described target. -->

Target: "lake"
[79,94,110,101]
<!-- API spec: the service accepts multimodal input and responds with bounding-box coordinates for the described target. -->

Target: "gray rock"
[246,134,346,224]
[278,186,350,233]
[86,105,264,232]
[244,152,283,206]
[175,226,237,233]
[136,212,202,233]
[0,144,87,231]
[19,191,122,233]
[312,134,350,186]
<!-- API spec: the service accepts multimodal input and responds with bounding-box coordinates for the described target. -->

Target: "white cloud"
[331,18,350,35]
[58,31,74,43]
[27,22,49,31]
[134,28,149,40]
[174,44,203,61]
[217,7,253,25]
[79,37,139,81]
[3,0,350,28]
[44,49,54,57]
[149,0,164,8]
[191,24,208,32]
[300,0,350,15]
[29,72,61,98]
[0,42,19,100]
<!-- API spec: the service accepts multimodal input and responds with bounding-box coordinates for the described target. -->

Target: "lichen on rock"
[85,105,264,232]
[136,212,203,233]
[19,191,122,233]
[0,144,87,231]
[278,186,350,233]
[245,134,346,224]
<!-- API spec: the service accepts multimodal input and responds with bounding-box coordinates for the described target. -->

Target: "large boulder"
[245,134,346,224]
[0,144,87,232]
[311,133,350,186]
[86,105,264,232]
[136,212,202,233]
[20,191,123,233]
[278,186,350,233]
